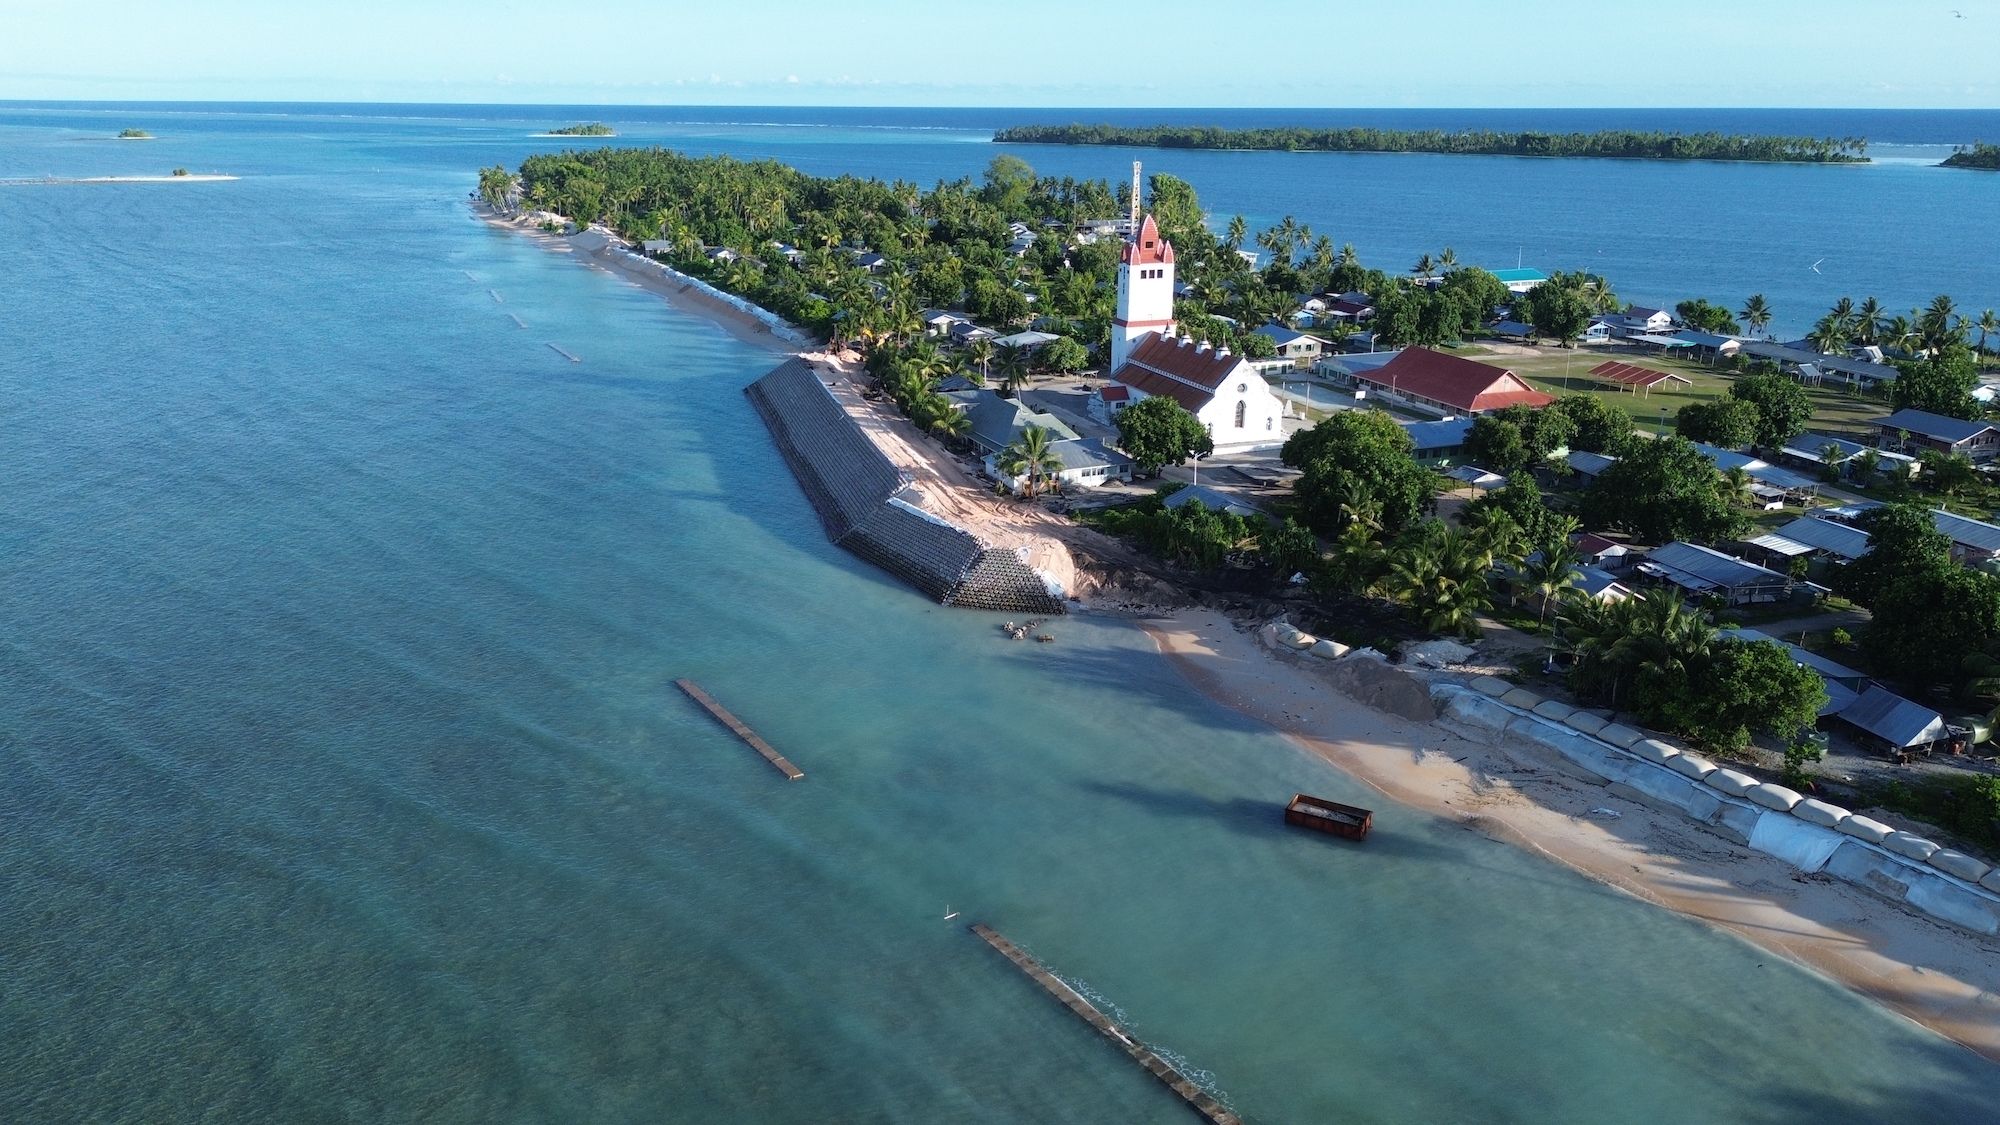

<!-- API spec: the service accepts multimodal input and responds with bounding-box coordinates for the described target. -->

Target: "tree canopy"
[1831,502,1951,606]
[1283,410,1438,537]
[1727,372,1814,449]
[1659,638,1828,752]
[1465,404,1577,475]
[1114,396,1213,477]
[1675,398,1760,448]
[1866,566,2000,692]
[1674,298,1743,335]
[1891,344,1981,420]
[1551,393,1634,454]
[994,124,1870,163]
[1583,436,1744,544]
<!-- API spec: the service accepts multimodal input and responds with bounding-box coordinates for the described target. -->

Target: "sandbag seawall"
[746,359,1066,615]
[1432,680,2000,937]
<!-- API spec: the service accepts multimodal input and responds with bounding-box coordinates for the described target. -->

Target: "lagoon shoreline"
[1140,607,2000,1065]
[478,199,2000,1069]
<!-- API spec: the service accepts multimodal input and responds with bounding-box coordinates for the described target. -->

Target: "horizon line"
[1,98,1993,113]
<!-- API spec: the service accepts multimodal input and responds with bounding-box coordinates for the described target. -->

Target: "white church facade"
[1103,214,1286,452]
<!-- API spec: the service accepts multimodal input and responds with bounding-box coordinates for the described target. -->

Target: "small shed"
[1838,685,1948,749]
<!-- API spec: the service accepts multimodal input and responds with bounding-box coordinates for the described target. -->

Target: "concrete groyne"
[971,924,1241,1125]
[675,679,804,780]
[746,358,1066,615]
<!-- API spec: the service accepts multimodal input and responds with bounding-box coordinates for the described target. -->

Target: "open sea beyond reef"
[4,103,2000,1123]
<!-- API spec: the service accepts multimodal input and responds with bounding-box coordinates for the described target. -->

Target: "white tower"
[1111,211,1176,374]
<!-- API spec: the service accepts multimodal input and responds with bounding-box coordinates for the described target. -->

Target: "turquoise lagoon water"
[2,108,1999,1122]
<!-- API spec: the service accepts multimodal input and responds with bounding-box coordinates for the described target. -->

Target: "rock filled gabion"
[747,359,1065,615]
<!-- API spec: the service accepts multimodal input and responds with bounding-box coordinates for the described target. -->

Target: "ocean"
[2,103,1998,1123]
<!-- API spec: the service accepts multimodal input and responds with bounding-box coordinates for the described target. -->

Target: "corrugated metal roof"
[1688,442,1821,492]
[1047,438,1132,473]
[1402,417,1475,451]
[1742,340,1898,381]
[1444,465,1505,487]
[1819,681,1860,717]
[1772,516,1872,560]
[1746,533,1814,557]
[1839,685,1947,748]
[1720,628,1868,684]
[1359,347,1555,413]
[1877,408,1997,445]
[1780,434,1870,463]
[1933,509,2000,553]
[1640,542,1787,591]
[1567,450,1618,476]
[1163,484,1259,519]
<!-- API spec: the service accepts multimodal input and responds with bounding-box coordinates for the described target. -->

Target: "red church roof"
[1121,214,1175,266]
[1362,347,1554,413]
[1109,332,1249,412]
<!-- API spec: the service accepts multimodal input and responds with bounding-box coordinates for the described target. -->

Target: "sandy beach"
[1142,607,2000,1063]
[477,208,796,356]
[478,198,2000,1064]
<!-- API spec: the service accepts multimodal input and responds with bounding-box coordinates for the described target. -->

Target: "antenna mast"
[1129,160,1142,234]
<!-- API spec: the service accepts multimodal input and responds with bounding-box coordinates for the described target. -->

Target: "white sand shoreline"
[1139,607,2000,1065]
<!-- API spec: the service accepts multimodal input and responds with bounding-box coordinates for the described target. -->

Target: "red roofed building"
[1104,210,1285,449]
[1354,346,1555,417]
[1107,333,1287,451]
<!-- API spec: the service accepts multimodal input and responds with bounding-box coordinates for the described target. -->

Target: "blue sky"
[4,0,1999,106]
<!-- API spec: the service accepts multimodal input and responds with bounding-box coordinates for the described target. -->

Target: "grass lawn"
[1463,345,1891,437]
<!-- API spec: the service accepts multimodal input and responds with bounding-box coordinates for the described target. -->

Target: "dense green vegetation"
[1561,594,1826,753]
[995,124,1870,164]
[1114,397,1213,477]
[1941,142,2000,169]
[547,122,616,136]
[117,128,151,139]
[1878,775,2000,852]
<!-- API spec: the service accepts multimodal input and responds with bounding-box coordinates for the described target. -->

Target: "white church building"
[1099,213,1287,452]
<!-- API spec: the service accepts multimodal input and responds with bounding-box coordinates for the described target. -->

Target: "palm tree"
[1817,441,1848,481]
[1520,540,1584,632]
[1720,466,1758,508]
[1437,246,1459,273]
[994,342,1031,396]
[1828,296,1856,331]
[1884,314,1918,356]
[1976,309,2000,355]
[1386,526,1493,639]
[998,423,1064,498]
[1565,591,1715,711]
[1411,253,1437,283]
[1806,314,1850,356]
[1855,296,1885,345]
[907,342,953,386]
[1921,294,1962,351]
[1739,294,1772,338]
[930,406,971,442]
[1609,593,1716,684]
[1854,448,1882,480]
[963,337,995,383]
[1225,214,1247,250]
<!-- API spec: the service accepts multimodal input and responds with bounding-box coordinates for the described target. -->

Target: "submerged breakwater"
[744,357,1065,615]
